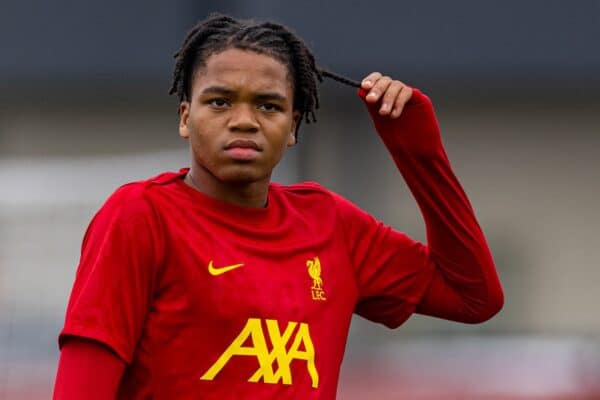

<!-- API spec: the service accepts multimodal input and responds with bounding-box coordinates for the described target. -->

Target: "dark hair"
[169,13,361,139]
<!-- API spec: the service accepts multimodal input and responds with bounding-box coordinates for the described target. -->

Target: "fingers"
[361,72,381,90]
[361,72,413,119]
[391,86,413,118]
[364,75,392,104]
[379,81,402,115]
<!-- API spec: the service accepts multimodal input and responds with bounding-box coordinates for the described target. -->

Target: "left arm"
[359,73,503,323]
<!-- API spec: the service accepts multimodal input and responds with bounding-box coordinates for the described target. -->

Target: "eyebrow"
[200,86,288,102]
[200,86,235,96]
[254,92,287,103]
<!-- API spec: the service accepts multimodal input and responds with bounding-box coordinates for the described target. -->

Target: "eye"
[208,98,230,109]
[258,103,282,112]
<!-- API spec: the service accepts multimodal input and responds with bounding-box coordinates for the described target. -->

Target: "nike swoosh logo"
[208,260,245,276]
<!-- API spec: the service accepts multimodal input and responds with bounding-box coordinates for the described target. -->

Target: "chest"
[132,199,358,394]
[159,217,358,325]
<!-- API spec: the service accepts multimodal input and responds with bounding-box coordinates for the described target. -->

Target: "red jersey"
[59,89,502,399]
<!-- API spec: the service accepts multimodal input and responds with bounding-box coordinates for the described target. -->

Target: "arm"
[56,184,164,396]
[53,337,125,399]
[359,74,503,323]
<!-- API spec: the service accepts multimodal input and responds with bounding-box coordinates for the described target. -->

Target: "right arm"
[55,183,164,398]
[53,337,125,400]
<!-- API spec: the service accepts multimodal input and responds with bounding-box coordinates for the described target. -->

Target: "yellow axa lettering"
[200,318,319,388]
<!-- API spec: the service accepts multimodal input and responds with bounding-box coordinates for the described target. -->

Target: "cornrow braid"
[169,13,361,139]
[320,69,361,88]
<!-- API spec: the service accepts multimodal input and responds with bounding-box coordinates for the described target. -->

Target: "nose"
[227,104,259,133]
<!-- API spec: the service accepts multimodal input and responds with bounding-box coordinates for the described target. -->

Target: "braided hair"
[169,13,361,139]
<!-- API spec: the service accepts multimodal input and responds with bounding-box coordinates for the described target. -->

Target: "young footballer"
[53,14,503,399]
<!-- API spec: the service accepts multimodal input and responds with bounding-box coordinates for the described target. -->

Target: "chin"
[217,166,270,184]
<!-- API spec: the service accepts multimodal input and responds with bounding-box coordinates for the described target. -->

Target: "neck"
[185,166,270,209]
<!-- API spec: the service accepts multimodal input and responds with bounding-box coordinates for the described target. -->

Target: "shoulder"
[102,182,152,216]
[79,174,173,256]
[105,171,182,203]
[277,181,328,194]
[273,181,366,218]
[95,171,182,223]
[274,181,337,205]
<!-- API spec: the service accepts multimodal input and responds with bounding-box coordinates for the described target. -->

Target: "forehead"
[193,48,292,96]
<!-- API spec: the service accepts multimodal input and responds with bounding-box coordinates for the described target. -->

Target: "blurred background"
[1,0,599,398]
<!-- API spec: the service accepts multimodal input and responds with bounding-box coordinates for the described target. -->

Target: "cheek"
[188,112,218,144]
[270,115,295,142]
[265,133,290,160]
[187,118,219,164]
[268,124,294,162]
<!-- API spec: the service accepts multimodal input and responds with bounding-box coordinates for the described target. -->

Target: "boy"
[54,14,503,399]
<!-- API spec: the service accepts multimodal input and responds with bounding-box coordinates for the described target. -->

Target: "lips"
[223,139,262,161]
[225,139,261,151]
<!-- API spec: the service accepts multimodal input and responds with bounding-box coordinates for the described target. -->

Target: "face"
[179,48,300,185]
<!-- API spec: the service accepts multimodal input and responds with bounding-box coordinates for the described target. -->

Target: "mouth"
[224,139,262,161]
[225,139,261,151]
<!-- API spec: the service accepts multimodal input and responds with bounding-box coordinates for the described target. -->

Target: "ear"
[179,101,191,139]
[287,111,301,147]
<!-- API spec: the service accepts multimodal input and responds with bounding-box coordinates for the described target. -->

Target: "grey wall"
[2,0,599,93]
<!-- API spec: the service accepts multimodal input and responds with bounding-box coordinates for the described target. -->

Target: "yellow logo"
[208,260,244,276]
[200,318,319,388]
[307,257,326,301]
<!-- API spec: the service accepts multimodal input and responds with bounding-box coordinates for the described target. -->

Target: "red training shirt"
[58,88,503,399]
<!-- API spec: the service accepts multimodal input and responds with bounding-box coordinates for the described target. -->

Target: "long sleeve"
[53,337,125,399]
[358,87,504,324]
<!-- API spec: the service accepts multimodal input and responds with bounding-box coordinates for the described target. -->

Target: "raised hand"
[361,72,413,119]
